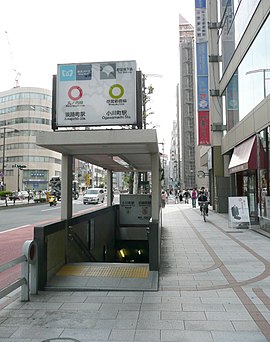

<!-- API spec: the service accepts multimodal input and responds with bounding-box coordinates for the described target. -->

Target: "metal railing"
[0,240,38,301]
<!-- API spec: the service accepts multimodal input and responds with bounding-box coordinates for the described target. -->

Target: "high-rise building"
[0,87,61,192]
[179,14,196,190]
[179,14,209,190]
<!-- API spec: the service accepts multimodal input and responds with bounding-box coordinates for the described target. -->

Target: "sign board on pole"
[56,60,137,127]
[228,196,251,229]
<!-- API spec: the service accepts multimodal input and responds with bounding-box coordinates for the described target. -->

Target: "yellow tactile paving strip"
[57,265,149,278]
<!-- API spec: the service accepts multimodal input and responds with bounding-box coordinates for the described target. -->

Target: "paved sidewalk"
[1,202,270,341]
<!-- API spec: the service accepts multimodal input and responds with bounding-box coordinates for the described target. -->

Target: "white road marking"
[0,224,31,233]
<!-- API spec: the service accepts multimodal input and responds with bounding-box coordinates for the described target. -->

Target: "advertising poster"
[119,194,152,225]
[197,75,209,111]
[195,0,207,43]
[228,197,251,229]
[56,60,137,127]
[198,111,210,145]
[196,43,208,76]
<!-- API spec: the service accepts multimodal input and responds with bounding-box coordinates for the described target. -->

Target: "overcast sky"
[0,0,195,154]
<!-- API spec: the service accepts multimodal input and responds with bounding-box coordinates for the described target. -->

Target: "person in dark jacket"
[183,190,190,204]
[198,191,208,215]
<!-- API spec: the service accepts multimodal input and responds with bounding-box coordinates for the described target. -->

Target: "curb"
[0,202,44,210]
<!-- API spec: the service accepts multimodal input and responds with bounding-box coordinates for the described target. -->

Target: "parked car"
[83,188,105,204]
[9,191,23,201]
[20,190,29,199]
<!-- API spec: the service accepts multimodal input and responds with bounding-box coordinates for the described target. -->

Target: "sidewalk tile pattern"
[1,200,270,341]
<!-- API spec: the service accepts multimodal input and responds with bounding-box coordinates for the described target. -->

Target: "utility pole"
[14,164,26,192]
[1,127,6,191]
[1,127,19,191]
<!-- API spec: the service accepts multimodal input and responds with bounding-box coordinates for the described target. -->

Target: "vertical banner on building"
[198,111,210,145]
[195,0,210,145]
[228,197,251,229]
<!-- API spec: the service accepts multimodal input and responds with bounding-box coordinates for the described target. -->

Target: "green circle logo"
[109,84,124,99]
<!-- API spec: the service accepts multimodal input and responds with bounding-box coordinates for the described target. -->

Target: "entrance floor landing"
[45,263,158,291]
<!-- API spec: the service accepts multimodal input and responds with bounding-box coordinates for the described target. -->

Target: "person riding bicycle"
[198,190,209,215]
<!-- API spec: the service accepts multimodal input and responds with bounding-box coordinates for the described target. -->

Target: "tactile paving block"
[57,265,149,278]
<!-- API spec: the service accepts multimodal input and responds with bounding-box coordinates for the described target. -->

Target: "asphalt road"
[0,197,108,232]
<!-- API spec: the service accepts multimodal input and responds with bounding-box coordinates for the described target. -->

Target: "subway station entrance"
[35,129,161,291]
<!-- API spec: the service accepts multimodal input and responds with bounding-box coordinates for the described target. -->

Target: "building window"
[0,105,51,115]
[0,92,51,104]
[224,14,270,130]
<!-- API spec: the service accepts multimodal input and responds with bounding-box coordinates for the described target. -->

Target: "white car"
[20,190,29,199]
[83,188,105,204]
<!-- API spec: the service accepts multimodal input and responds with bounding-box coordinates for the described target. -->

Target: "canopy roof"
[36,129,160,172]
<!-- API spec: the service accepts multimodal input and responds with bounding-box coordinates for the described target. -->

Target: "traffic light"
[85,173,90,187]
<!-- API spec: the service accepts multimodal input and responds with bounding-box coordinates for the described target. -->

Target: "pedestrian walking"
[161,191,167,208]
[174,189,179,203]
[191,188,197,208]
[183,189,190,204]
[179,191,183,203]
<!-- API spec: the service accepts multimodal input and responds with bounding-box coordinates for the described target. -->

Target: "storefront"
[258,128,270,231]
[228,134,267,226]
[22,169,49,191]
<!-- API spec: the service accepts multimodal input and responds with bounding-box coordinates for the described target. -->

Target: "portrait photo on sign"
[228,197,250,229]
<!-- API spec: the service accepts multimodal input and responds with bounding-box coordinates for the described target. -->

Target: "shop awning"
[228,136,257,174]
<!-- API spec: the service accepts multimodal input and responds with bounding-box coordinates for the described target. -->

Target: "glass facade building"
[219,0,270,229]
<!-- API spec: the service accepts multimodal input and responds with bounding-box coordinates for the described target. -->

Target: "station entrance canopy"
[36,129,159,173]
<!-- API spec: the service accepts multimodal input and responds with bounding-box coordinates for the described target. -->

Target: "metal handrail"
[0,240,38,301]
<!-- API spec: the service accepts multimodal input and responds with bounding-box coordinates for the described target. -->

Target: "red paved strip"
[0,225,33,289]
[253,288,270,311]
[0,206,99,289]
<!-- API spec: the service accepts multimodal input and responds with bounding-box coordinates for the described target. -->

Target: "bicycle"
[199,201,208,222]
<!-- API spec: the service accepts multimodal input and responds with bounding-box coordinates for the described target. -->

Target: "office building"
[179,14,209,191]
[0,87,61,192]
[179,14,196,190]
[205,0,270,226]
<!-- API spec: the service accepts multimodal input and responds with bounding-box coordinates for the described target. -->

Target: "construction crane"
[5,30,21,88]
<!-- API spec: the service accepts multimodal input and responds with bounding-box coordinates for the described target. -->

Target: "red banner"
[198,111,210,145]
